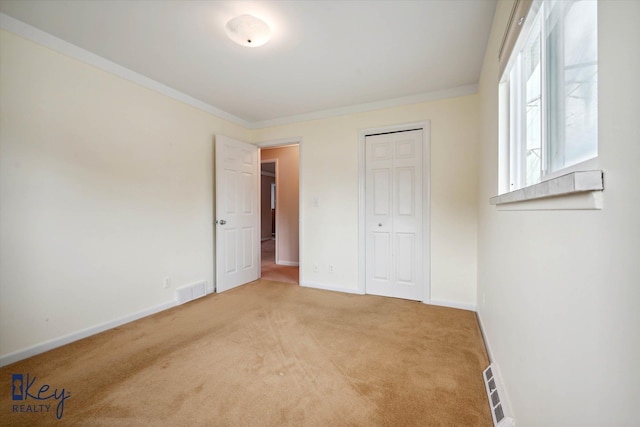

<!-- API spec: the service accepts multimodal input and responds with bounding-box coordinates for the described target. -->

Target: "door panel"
[365,129,423,301]
[395,139,416,159]
[395,232,415,284]
[396,167,415,216]
[373,169,391,215]
[216,135,259,293]
[224,229,237,273]
[242,227,253,268]
[242,172,253,212]
[372,232,391,281]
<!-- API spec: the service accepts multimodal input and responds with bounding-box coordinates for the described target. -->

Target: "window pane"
[524,25,542,186]
[546,0,598,172]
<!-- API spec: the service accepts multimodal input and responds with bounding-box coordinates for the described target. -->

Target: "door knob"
[378,223,383,227]
[218,219,227,225]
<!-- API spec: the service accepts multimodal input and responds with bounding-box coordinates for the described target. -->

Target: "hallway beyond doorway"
[261,239,299,284]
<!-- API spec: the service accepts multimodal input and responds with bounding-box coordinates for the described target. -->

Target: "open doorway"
[260,145,299,284]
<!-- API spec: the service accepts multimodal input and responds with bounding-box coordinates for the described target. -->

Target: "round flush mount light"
[225,14,271,47]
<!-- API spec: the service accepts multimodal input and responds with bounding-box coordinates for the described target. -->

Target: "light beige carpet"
[0,280,492,426]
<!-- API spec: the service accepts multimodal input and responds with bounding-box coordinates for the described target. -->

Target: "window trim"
[493,0,601,210]
[499,0,534,78]
[490,169,603,207]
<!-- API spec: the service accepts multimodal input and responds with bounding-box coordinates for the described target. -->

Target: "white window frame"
[494,0,603,209]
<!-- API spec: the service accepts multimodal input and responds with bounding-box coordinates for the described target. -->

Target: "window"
[500,0,598,193]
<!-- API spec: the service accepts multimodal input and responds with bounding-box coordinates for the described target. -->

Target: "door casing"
[257,137,302,281]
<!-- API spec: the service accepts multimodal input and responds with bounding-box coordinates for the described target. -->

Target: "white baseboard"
[0,300,177,367]
[429,298,477,312]
[476,311,495,363]
[476,311,515,422]
[276,260,299,267]
[300,281,363,295]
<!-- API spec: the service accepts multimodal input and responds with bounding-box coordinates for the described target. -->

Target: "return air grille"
[483,364,514,427]
[176,281,207,305]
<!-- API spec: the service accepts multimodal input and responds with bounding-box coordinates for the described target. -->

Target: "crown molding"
[0,13,251,128]
[247,84,478,129]
[2,13,479,131]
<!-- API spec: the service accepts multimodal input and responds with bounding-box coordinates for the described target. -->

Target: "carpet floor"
[1,280,492,426]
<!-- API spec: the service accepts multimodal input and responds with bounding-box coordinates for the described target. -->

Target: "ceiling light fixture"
[225,14,271,48]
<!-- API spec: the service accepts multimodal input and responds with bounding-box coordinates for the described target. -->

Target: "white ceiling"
[0,0,497,127]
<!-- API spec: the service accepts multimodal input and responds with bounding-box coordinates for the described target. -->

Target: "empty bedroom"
[1,0,638,426]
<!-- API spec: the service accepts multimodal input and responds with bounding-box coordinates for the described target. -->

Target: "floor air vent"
[483,364,514,427]
[176,281,207,305]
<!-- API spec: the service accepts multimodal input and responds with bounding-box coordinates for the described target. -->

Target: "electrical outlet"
[313,264,319,273]
[163,276,170,289]
[329,265,335,273]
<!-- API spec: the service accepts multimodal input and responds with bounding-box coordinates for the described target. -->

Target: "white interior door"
[215,135,259,293]
[365,129,424,300]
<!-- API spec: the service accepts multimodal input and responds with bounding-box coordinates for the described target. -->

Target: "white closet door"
[365,129,423,301]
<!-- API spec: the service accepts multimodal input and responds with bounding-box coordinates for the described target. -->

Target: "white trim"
[476,312,515,422]
[358,121,431,303]
[0,13,250,128]
[300,281,364,295]
[251,85,477,129]
[1,14,478,130]
[496,191,603,211]
[541,156,599,182]
[274,158,281,265]
[276,261,299,267]
[257,138,303,283]
[257,137,303,148]
[260,158,278,260]
[429,298,477,312]
[476,311,495,363]
[298,141,305,286]
[422,123,432,305]
[0,300,177,367]
[490,170,604,206]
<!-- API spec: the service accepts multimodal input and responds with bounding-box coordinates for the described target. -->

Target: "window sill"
[489,170,604,210]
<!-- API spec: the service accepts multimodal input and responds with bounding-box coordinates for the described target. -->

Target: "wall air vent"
[483,364,514,427]
[176,281,207,305]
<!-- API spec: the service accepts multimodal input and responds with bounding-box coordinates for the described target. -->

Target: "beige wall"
[260,146,300,265]
[2,14,481,360]
[476,1,640,425]
[0,30,250,358]
[253,96,480,306]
